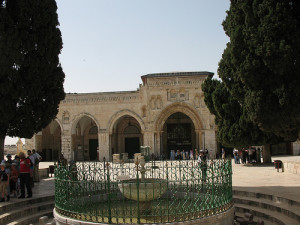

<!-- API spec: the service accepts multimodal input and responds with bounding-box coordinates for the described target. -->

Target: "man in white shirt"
[32,150,42,182]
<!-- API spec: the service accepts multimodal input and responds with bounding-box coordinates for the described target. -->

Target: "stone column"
[159,131,163,156]
[61,134,72,161]
[60,124,73,161]
[154,132,158,156]
[195,129,200,150]
[98,131,110,161]
[198,131,203,150]
[204,130,217,158]
[143,131,154,154]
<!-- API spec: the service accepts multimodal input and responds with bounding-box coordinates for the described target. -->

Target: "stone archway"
[71,114,100,161]
[110,115,143,159]
[161,112,196,158]
[108,109,145,134]
[39,119,62,161]
[154,102,204,158]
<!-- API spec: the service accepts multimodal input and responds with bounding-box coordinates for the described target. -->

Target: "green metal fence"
[55,159,232,224]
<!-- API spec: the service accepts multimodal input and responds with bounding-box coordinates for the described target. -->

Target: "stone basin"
[118,178,168,202]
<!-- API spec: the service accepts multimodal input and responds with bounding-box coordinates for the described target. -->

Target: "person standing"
[221,148,226,160]
[195,149,199,160]
[32,150,42,182]
[256,148,261,163]
[190,149,194,160]
[1,154,13,165]
[58,154,68,167]
[204,148,209,160]
[9,163,19,197]
[27,150,35,188]
[233,148,238,164]
[198,150,207,182]
[0,163,10,202]
[18,152,32,198]
[13,155,20,171]
[175,150,182,160]
[182,150,186,160]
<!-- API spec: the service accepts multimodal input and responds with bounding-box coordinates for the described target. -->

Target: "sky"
[5,0,230,145]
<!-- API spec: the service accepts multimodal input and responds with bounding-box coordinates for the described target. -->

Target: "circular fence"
[54,159,232,224]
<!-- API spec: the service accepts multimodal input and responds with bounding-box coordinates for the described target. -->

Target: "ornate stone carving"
[156,95,162,109]
[150,96,156,110]
[62,111,70,123]
[150,95,163,110]
[194,94,201,108]
[147,79,203,87]
[167,89,189,102]
[61,94,139,105]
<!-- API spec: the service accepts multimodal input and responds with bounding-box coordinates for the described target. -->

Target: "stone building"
[26,72,217,161]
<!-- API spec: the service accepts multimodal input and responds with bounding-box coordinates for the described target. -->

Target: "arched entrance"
[41,120,62,161]
[162,112,196,158]
[154,103,204,158]
[71,115,99,161]
[111,115,142,159]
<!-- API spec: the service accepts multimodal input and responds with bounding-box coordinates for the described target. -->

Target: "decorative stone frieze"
[61,93,139,105]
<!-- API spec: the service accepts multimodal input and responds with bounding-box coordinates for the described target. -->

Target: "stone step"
[0,195,54,214]
[233,189,300,208]
[235,211,275,225]
[0,200,54,225]
[233,195,300,223]
[235,204,299,225]
[7,209,53,225]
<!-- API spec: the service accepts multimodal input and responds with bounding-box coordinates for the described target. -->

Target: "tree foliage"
[202,0,300,149]
[0,0,65,158]
[202,77,281,148]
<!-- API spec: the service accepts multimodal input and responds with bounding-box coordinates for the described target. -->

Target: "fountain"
[118,155,168,202]
[54,158,234,224]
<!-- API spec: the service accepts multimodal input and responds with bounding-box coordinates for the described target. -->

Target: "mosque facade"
[26,71,218,161]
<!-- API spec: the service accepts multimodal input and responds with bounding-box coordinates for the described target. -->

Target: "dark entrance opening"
[167,123,192,152]
[89,139,98,161]
[125,137,140,159]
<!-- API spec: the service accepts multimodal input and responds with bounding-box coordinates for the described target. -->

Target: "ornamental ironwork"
[54,158,232,224]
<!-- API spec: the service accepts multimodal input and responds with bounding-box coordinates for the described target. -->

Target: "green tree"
[0,0,65,159]
[202,77,281,157]
[203,0,300,162]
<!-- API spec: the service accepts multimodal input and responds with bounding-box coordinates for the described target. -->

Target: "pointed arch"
[107,109,145,134]
[154,102,204,132]
[71,112,101,135]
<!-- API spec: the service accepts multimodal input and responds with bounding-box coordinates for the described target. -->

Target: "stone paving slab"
[232,156,300,202]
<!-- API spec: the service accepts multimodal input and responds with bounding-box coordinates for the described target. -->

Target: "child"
[0,163,10,202]
[10,163,19,197]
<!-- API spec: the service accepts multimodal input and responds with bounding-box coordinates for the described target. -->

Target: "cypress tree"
[203,0,300,162]
[0,0,65,159]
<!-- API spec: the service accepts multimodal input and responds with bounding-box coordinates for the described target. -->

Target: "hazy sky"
[5,0,230,145]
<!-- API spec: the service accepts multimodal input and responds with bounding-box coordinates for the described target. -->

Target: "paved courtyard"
[232,156,300,201]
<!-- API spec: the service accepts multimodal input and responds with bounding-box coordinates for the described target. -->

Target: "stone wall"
[27,72,218,161]
[54,207,234,225]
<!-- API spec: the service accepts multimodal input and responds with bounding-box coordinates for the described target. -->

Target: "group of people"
[169,149,209,161]
[233,147,261,164]
[0,150,42,202]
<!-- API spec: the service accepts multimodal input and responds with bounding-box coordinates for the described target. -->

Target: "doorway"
[89,139,98,161]
[125,137,140,159]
